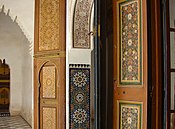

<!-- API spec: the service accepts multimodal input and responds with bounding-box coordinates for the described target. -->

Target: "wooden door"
[34,0,65,128]
[113,0,147,128]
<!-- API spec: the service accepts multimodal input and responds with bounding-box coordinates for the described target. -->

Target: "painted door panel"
[113,0,147,128]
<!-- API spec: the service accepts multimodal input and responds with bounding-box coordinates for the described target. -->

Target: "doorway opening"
[99,0,114,128]
[0,59,10,116]
[0,8,33,126]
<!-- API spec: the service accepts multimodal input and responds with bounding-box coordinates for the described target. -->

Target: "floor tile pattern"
[0,116,31,129]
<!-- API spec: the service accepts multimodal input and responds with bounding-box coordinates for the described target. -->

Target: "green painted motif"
[119,101,142,129]
[119,0,142,85]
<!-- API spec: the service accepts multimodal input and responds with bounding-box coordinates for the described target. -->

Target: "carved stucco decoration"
[39,0,60,51]
[73,0,93,48]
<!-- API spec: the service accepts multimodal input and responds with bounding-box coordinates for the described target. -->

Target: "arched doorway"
[0,59,10,116]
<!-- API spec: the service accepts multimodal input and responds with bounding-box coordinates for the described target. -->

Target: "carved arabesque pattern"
[42,66,56,98]
[43,107,56,129]
[39,0,60,51]
[73,0,93,48]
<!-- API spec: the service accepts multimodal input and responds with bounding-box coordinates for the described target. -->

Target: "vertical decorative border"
[118,101,142,129]
[73,0,93,49]
[117,0,142,85]
[69,64,90,129]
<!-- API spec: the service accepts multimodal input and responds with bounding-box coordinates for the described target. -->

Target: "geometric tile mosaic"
[73,0,93,49]
[118,0,142,85]
[119,101,142,129]
[69,66,90,129]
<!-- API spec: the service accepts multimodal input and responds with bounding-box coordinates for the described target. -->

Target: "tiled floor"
[0,116,32,129]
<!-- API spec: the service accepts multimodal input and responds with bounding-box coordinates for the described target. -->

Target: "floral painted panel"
[69,67,90,129]
[118,0,142,85]
[119,101,142,129]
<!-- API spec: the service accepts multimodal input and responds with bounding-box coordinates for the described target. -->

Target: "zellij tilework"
[69,68,90,129]
[119,0,142,85]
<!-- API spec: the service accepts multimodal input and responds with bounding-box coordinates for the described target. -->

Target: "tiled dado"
[118,0,142,85]
[118,101,142,129]
[73,0,93,48]
[69,64,90,129]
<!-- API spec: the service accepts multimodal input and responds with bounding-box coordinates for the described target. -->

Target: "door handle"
[88,26,97,36]
[88,31,96,36]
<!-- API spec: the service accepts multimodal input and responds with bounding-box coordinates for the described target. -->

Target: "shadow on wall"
[0,8,33,126]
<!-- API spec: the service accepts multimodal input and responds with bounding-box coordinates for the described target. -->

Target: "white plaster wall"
[0,0,35,43]
[0,12,23,115]
[0,0,34,126]
[0,11,33,126]
[20,37,33,126]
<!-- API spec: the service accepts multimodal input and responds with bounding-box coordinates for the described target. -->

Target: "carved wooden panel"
[73,0,93,48]
[34,58,65,129]
[34,0,66,128]
[43,107,56,129]
[43,66,56,98]
[39,0,60,51]
[118,0,142,85]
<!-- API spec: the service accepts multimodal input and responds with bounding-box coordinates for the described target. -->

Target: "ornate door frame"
[34,0,66,128]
